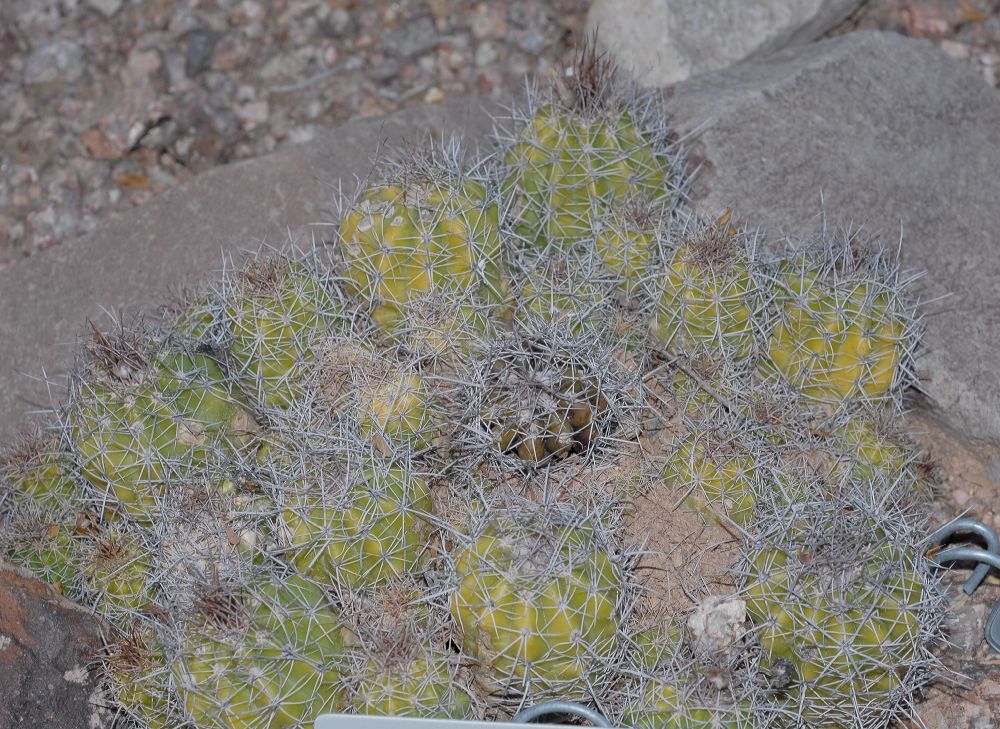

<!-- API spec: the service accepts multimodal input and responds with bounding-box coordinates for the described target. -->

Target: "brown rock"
[0,561,106,729]
[470,2,508,40]
[81,127,121,161]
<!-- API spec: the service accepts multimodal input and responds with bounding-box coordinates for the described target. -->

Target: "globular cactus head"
[390,286,498,366]
[515,252,613,335]
[345,578,476,719]
[446,500,633,706]
[65,319,258,522]
[738,490,946,727]
[315,338,440,456]
[102,623,175,729]
[649,210,763,361]
[662,426,761,529]
[219,247,348,410]
[497,37,684,251]
[171,569,349,729]
[1,431,80,513]
[274,448,436,591]
[823,409,928,500]
[83,523,156,625]
[2,501,82,597]
[337,140,509,334]
[593,194,673,302]
[762,230,920,410]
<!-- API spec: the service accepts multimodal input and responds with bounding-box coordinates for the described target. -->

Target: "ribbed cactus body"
[663,433,757,526]
[594,198,666,297]
[2,440,79,512]
[503,103,673,249]
[517,255,610,334]
[354,654,473,719]
[741,501,939,727]
[70,338,255,521]
[282,459,434,588]
[622,679,756,729]
[5,510,80,595]
[829,414,913,487]
[765,251,914,406]
[174,574,347,729]
[650,214,759,359]
[105,627,173,729]
[344,580,475,719]
[225,257,341,409]
[84,527,153,621]
[340,176,507,332]
[449,507,624,698]
[318,342,436,454]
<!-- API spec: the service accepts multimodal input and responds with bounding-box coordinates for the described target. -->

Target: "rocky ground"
[0,0,587,271]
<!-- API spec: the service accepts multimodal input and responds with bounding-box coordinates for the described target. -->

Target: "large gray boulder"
[0,97,496,442]
[666,30,1000,450]
[587,0,863,86]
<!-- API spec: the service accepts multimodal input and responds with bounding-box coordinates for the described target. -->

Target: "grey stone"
[949,598,988,655]
[686,596,747,658]
[667,31,1000,447]
[85,0,123,18]
[0,98,497,442]
[22,39,85,86]
[185,29,222,78]
[587,0,863,86]
[385,15,439,58]
[0,562,108,729]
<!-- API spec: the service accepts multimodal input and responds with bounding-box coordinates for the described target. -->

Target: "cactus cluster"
[0,40,949,729]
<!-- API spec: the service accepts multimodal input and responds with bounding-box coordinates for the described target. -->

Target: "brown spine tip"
[85,316,148,381]
[561,30,618,115]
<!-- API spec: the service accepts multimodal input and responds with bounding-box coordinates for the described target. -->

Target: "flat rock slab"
[587,0,862,86]
[667,30,1000,450]
[0,562,107,729]
[0,97,496,442]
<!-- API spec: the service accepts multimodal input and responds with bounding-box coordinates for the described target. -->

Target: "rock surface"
[665,30,1000,449]
[586,0,863,86]
[0,561,107,729]
[0,97,497,442]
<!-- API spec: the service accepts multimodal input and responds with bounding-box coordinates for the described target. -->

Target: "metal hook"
[932,546,1000,652]
[928,517,999,594]
[512,701,612,728]
[928,517,1000,653]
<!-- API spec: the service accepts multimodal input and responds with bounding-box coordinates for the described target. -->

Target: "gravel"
[0,0,587,271]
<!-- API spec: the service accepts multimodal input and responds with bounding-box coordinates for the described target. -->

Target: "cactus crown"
[193,579,247,632]
[239,255,294,297]
[685,209,741,269]
[85,318,149,382]
[559,34,619,115]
